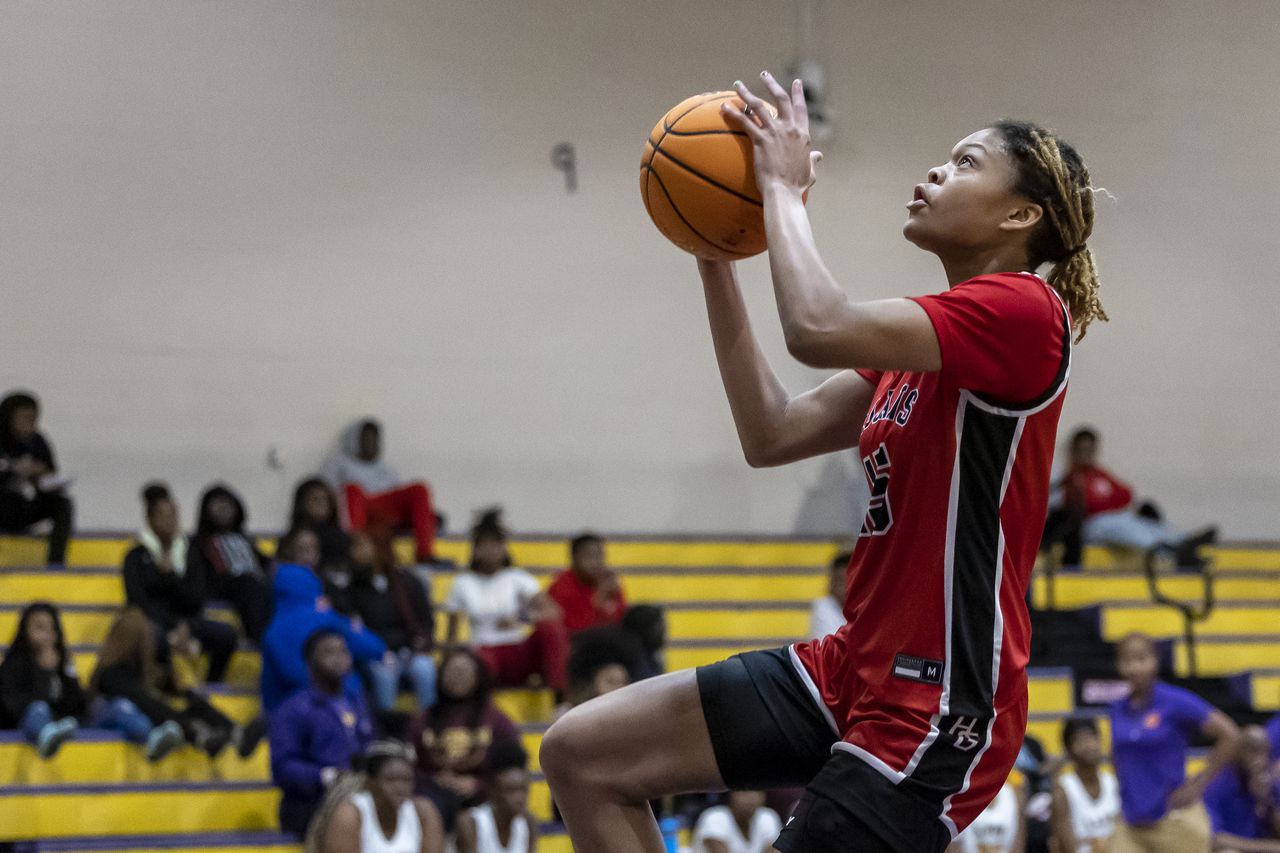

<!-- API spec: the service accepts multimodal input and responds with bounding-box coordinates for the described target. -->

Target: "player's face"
[370,757,414,810]
[1116,636,1158,691]
[1067,729,1102,767]
[902,128,1038,258]
[493,767,530,815]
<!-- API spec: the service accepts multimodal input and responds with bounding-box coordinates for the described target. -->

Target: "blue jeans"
[91,697,154,743]
[20,700,55,743]
[368,651,437,711]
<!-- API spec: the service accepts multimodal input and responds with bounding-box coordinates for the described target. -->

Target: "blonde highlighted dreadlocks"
[993,121,1108,341]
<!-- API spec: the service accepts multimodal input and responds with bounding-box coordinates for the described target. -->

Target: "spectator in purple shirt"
[1204,725,1280,852]
[1109,633,1240,851]
[1268,714,1280,766]
[269,627,375,838]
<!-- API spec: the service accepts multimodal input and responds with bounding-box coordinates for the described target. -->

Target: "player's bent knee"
[540,705,613,789]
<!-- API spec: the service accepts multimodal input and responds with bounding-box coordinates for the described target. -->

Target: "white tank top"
[954,783,1019,853]
[351,791,422,853]
[468,803,528,853]
[1059,770,1119,852]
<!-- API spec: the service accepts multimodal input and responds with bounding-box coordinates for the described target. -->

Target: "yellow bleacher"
[2,534,1276,850]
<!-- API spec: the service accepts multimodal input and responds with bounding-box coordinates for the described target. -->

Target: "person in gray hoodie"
[323,419,439,564]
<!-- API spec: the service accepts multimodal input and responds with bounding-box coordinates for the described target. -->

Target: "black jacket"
[329,569,433,653]
[122,541,207,629]
[0,653,86,727]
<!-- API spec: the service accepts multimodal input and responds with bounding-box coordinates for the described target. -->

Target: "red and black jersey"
[791,271,1071,834]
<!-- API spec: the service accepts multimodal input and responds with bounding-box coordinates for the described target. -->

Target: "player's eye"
[958,154,976,167]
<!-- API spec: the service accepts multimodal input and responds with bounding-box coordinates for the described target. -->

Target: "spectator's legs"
[20,700,53,743]
[1041,505,1085,566]
[219,574,270,643]
[405,652,437,708]
[93,698,158,743]
[343,484,370,530]
[530,619,570,693]
[189,617,238,683]
[0,491,74,567]
[1082,509,1171,550]
[366,483,437,562]
[366,656,403,711]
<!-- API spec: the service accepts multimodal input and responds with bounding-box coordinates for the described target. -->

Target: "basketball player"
[542,71,1106,853]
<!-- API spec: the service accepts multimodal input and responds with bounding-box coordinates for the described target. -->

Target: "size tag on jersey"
[892,653,944,685]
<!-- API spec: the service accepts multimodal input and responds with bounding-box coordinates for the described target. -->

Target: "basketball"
[641,91,779,261]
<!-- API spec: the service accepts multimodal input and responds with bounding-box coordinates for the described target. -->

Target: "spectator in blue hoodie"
[260,528,386,713]
[269,627,375,837]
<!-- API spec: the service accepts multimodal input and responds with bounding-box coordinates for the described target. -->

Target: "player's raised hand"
[722,71,821,197]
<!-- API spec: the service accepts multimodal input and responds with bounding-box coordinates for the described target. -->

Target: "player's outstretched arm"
[698,257,874,468]
[725,73,941,373]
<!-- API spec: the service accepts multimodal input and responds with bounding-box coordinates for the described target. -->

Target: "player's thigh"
[540,668,723,800]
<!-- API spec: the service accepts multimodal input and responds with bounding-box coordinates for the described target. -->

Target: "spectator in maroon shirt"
[407,647,520,830]
[547,533,627,635]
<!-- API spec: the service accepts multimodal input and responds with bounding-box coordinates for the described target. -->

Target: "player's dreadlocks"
[994,120,1108,342]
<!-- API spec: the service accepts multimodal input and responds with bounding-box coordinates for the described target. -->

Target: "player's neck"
[940,247,1034,288]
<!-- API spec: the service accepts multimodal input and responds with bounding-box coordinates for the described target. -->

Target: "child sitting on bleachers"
[0,602,85,758]
[690,790,783,853]
[189,483,272,643]
[123,482,238,684]
[0,390,74,569]
[406,648,521,831]
[454,740,538,853]
[90,606,263,762]
[546,533,627,635]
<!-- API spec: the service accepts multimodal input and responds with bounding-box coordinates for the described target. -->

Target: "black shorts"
[696,648,952,853]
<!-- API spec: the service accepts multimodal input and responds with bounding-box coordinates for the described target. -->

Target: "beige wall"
[2,1,1277,536]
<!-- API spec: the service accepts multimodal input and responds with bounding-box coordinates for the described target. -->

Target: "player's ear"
[1000,200,1042,235]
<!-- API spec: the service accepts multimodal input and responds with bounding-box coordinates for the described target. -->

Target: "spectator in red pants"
[323,419,439,564]
[443,510,568,698]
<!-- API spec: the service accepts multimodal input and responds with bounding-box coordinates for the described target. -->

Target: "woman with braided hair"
[314,739,444,853]
[543,71,1105,853]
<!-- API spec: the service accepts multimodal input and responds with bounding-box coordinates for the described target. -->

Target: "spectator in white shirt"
[443,510,568,698]
[691,791,783,853]
[809,550,850,640]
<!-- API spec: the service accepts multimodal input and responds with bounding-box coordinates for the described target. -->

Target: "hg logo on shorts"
[947,716,983,752]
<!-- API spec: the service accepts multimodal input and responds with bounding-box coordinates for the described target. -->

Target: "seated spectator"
[547,533,626,634]
[620,604,667,681]
[260,529,387,713]
[291,477,352,574]
[323,419,439,564]
[328,530,436,713]
[316,739,445,853]
[406,648,520,830]
[90,606,263,761]
[1204,725,1280,852]
[1050,717,1119,853]
[270,628,376,838]
[1044,427,1217,568]
[189,483,272,642]
[0,603,85,758]
[691,791,782,853]
[810,549,850,639]
[123,483,237,683]
[444,510,568,697]
[0,391,73,568]
[455,740,538,853]
[950,779,1025,853]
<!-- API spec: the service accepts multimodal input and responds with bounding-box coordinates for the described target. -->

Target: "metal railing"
[1143,547,1215,677]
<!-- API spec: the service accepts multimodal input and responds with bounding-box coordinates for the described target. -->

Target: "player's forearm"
[762,186,857,364]
[698,258,792,467]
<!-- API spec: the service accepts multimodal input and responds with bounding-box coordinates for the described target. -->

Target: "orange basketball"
[641,91,779,261]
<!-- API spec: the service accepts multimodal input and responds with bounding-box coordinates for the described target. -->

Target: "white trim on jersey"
[787,644,841,736]
[831,741,907,784]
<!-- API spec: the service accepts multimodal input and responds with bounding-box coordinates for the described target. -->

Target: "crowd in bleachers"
[4,389,1280,853]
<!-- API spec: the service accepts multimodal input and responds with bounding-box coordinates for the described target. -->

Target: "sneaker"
[144,721,184,762]
[235,716,268,760]
[197,725,231,760]
[36,717,78,759]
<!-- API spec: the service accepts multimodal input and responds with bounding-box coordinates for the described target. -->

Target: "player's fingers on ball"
[732,80,774,128]
[721,101,764,138]
[758,71,792,121]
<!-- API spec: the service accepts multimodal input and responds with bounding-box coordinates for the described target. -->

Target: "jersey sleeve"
[854,369,883,387]
[1169,685,1214,731]
[910,276,1066,404]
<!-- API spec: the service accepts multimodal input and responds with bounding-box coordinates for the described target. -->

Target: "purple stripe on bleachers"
[32,831,297,851]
